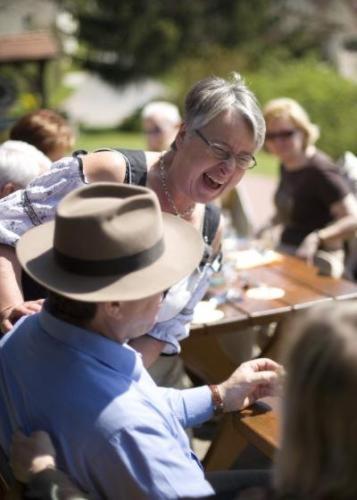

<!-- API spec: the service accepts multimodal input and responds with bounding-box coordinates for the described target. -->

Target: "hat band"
[54,238,165,277]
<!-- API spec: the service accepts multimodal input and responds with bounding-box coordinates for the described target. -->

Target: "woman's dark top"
[274,150,350,247]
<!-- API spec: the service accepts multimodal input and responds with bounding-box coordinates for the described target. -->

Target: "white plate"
[245,286,285,300]
[229,249,282,270]
[192,301,225,324]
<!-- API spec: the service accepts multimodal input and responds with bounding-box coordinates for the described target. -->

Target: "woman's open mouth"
[203,173,223,190]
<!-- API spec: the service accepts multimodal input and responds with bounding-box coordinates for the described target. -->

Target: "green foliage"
[171,46,252,108]
[119,108,143,132]
[67,0,275,84]
[0,63,41,117]
[0,59,72,124]
[46,60,74,109]
[255,151,279,178]
[245,56,357,158]
[75,129,145,151]
[167,51,357,160]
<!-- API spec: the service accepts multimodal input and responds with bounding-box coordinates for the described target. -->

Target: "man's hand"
[0,299,44,334]
[10,431,56,483]
[217,358,283,412]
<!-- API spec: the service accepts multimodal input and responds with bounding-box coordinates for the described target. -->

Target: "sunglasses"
[265,130,297,141]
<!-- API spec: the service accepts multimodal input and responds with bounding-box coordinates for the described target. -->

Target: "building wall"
[0,0,57,35]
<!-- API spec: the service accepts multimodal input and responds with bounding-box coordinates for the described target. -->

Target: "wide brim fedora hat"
[17,182,204,302]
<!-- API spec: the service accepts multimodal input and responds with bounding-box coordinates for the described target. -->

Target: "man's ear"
[0,182,18,198]
[104,301,122,320]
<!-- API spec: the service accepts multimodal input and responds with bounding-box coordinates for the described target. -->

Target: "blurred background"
[0,0,356,181]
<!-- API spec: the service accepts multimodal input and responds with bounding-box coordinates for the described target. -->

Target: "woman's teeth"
[204,173,222,189]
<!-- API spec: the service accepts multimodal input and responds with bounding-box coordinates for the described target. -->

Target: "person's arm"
[129,336,166,368]
[11,425,214,500]
[10,431,87,500]
[160,358,282,429]
[0,156,94,333]
[81,151,127,183]
[319,193,357,245]
[0,245,43,333]
[0,244,23,309]
[296,194,357,260]
[216,358,282,412]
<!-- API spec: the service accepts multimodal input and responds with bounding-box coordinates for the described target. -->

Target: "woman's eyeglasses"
[195,129,256,170]
[265,130,297,141]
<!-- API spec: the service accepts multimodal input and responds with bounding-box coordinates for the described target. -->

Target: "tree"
[247,56,357,158]
[66,0,276,84]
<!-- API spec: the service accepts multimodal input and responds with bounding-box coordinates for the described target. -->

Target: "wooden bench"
[203,397,280,471]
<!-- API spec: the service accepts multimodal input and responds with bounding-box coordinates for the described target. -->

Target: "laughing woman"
[0,73,265,368]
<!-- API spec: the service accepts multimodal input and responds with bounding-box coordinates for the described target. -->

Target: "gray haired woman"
[0,73,265,370]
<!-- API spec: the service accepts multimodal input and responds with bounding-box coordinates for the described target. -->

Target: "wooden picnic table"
[181,252,357,382]
[203,397,280,471]
[181,252,357,470]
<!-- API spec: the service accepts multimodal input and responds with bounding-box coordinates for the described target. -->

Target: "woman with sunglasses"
[263,97,357,277]
[0,73,265,370]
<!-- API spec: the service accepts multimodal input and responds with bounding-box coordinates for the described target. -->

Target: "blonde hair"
[275,302,357,499]
[264,98,320,148]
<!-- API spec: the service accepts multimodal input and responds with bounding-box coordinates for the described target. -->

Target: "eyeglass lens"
[196,130,255,169]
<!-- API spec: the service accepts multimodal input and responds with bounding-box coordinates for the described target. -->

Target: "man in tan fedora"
[0,182,280,499]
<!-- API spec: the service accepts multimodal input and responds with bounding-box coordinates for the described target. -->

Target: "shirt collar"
[39,306,142,381]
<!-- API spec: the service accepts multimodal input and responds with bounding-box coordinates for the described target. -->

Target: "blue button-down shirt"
[0,308,214,499]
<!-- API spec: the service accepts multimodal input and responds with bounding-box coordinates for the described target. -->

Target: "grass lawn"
[75,130,146,151]
[255,150,279,178]
[76,129,278,178]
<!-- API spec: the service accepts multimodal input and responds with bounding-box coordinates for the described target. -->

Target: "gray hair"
[0,140,51,189]
[184,72,265,151]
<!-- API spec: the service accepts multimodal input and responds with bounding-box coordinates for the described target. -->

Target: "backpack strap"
[201,203,222,270]
[202,203,220,246]
[115,148,147,186]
